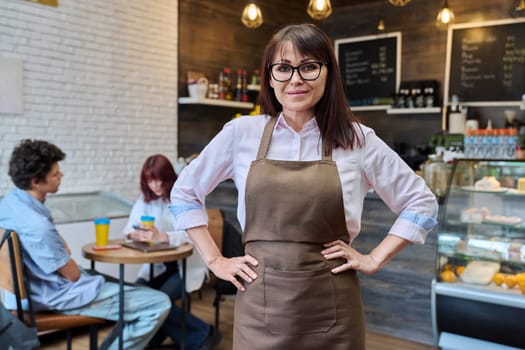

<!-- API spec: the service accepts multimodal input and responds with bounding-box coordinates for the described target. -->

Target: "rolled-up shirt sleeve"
[169,120,236,231]
[362,130,438,244]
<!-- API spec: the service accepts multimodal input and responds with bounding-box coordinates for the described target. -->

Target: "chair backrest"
[221,216,243,259]
[214,214,244,295]
[0,228,36,326]
[207,208,224,252]
[0,229,27,299]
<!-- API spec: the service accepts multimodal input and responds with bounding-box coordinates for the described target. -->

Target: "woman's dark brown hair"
[140,154,177,203]
[258,23,363,154]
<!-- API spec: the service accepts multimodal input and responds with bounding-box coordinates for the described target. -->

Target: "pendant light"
[307,0,332,21]
[436,0,455,30]
[388,0,411,6]
[241,2,263,29]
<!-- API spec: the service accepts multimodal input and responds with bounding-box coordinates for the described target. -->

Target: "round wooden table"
[82,239,193,350]
[82,239,193,264]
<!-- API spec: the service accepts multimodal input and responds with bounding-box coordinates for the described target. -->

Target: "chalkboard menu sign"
[445,18,525,104]
[335,32,401,107]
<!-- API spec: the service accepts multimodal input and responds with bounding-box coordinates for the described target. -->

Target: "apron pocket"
[264,266,336,335]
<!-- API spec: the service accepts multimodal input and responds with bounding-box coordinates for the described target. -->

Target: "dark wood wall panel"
[179,1,519,157]
[178,1,311,156]
[321,0,520,144]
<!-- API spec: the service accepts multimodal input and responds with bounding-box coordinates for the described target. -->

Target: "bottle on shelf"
[250,69,261,86]
[218,70,225,99]
[484,128,497,159]
[472,129,483,159]
[463,129,474,158]
[394,89,405,108]
[219,67,233,100]
[494,129,505,159]
[405,89,415,108]
[508,128,518,159]
[414,88,424,108]
[234,69,243,102]
[208,82,219,99]
[424,87,435,108]
[241,69,249,102]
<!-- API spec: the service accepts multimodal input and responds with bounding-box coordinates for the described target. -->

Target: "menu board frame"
[335,32,401,109]
[443,18,525,107]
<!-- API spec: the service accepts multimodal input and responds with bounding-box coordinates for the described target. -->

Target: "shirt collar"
[275,113,319,133]
[13,188,53,220]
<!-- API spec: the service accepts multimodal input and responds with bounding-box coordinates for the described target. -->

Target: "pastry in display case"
[431,159,525,350]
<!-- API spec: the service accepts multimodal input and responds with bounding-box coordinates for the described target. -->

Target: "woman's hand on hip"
[321,240,380,275]
[209,255,259,292]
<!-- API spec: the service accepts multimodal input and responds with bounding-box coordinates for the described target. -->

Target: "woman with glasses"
[170,23,438,349]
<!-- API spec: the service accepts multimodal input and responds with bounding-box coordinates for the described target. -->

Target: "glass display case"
[431,159,525,350]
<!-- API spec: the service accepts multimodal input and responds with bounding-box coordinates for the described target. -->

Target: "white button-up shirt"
[170,114,438,244]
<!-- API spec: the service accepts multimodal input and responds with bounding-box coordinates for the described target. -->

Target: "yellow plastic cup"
[94,218,110,247]
[140,215,155,229]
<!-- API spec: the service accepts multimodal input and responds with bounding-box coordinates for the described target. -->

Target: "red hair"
[140,154,177,203]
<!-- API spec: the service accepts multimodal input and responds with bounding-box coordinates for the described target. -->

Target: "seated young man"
[0,139,171,350]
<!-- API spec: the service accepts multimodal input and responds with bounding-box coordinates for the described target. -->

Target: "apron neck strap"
[256,117,278,160]
[322,146,332,161]
[256,116,332,161]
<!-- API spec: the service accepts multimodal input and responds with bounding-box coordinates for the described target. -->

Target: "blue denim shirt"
[0,189,104,311]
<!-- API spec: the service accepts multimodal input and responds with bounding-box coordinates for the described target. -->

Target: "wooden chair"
[0,228,106,350]
[184,208,224,312]
[207,208,224,259]
[207,210,244,330]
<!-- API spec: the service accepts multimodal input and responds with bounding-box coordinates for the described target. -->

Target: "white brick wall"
[0,0,178,201]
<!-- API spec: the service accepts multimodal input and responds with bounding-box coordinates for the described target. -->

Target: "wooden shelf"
[350,105,441,114]
[350,105,390,111]
[178,97,254,109]
[445,101,524,108]
[387,107,441,114]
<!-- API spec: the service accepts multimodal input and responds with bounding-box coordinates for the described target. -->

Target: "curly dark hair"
[8,139,65,190]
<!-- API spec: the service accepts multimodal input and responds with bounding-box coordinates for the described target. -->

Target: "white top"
[123,197,208,292]
[170,114,438,245]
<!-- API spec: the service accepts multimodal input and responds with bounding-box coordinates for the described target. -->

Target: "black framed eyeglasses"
[268,61,325,82]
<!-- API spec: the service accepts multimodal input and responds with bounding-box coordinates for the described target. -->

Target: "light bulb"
[247,4,259,20]
[314,0,325,11]
[307,0,332,20]
[436,1,455,29]
[241,2,263,29]
[439,8,453,24]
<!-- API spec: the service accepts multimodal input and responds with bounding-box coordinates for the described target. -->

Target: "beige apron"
[233,117,365,349]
